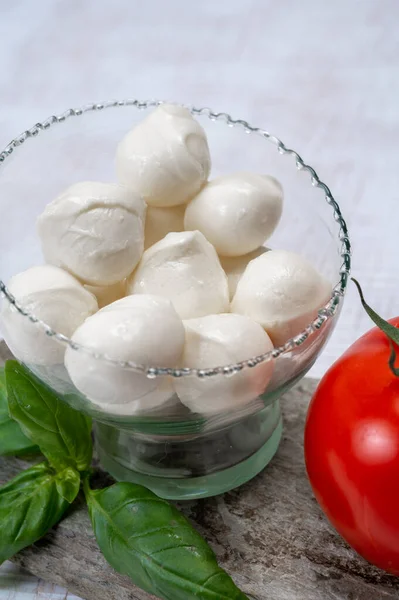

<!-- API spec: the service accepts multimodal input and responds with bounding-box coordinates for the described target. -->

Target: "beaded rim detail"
[0,99,351,379]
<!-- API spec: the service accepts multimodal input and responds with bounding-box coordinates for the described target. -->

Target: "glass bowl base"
[95,403,283,500]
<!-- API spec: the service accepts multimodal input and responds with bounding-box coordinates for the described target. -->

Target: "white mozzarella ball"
[116,104,211,207]
[220,247,268,300]
[64,295,185,413]
[37,181,146,286]
[231,250,332,346]
[28,364,76,396]
[144,205,185,249]
[174,314,274,415]
[0,265,98,365]
[184,173,283,256]
[95,378,175,417]
[84,280,126,309]
[128,231,229,319]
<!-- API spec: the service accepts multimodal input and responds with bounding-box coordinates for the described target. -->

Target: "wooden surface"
[1,376,398,600]
[1,1,399,597]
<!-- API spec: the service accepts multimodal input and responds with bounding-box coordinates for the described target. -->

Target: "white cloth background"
[0,0,398,597]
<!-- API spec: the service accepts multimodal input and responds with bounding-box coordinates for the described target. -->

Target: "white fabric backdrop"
[0,0,398,597]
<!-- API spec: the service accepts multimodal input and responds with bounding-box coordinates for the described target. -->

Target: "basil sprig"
[55,466,81,504]
[0,462,69,563]
[85,480,249,600]
[0,361,250,600]
[0,367,39,456]
[5,361,92,472]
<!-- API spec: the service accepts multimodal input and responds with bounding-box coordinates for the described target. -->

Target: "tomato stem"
[352,278,399,377]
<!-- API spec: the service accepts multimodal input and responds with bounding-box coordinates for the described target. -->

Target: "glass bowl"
[0,99,351,499]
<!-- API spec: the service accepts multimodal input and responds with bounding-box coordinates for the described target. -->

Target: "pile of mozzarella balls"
[1,104,331,417]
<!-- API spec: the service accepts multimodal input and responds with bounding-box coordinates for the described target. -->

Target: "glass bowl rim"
[0,98,351,380]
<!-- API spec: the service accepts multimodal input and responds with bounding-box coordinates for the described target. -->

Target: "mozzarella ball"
[37,181,146,286]
[184,173,283,257]
[0,265,98,365]
[231,250,332,346]
[116,104,211,207]
[84,280,126,309]
[94,378,175,417]
[64,295,185,413]
[220,247,268,300]
[28,363,76,397]
[144,205,185,249]
[174,314,274,415]
[128,231,229,319]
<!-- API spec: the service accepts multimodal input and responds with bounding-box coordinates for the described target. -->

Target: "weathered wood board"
[1,342,399,600]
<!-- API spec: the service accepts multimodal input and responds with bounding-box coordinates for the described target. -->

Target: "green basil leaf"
[55,467,81,504]
[5,361,92,472]
[0,367,40,456]
[85,481,249,600]
[0,461,69,564]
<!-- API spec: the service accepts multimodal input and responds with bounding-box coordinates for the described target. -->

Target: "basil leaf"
[85,481,249,600]
[0,461,69,564]
[55,467,81,504]
[5,361,92,472]
[0,367,39,456]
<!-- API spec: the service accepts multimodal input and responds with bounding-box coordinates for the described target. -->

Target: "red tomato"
[304,317,399,574]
